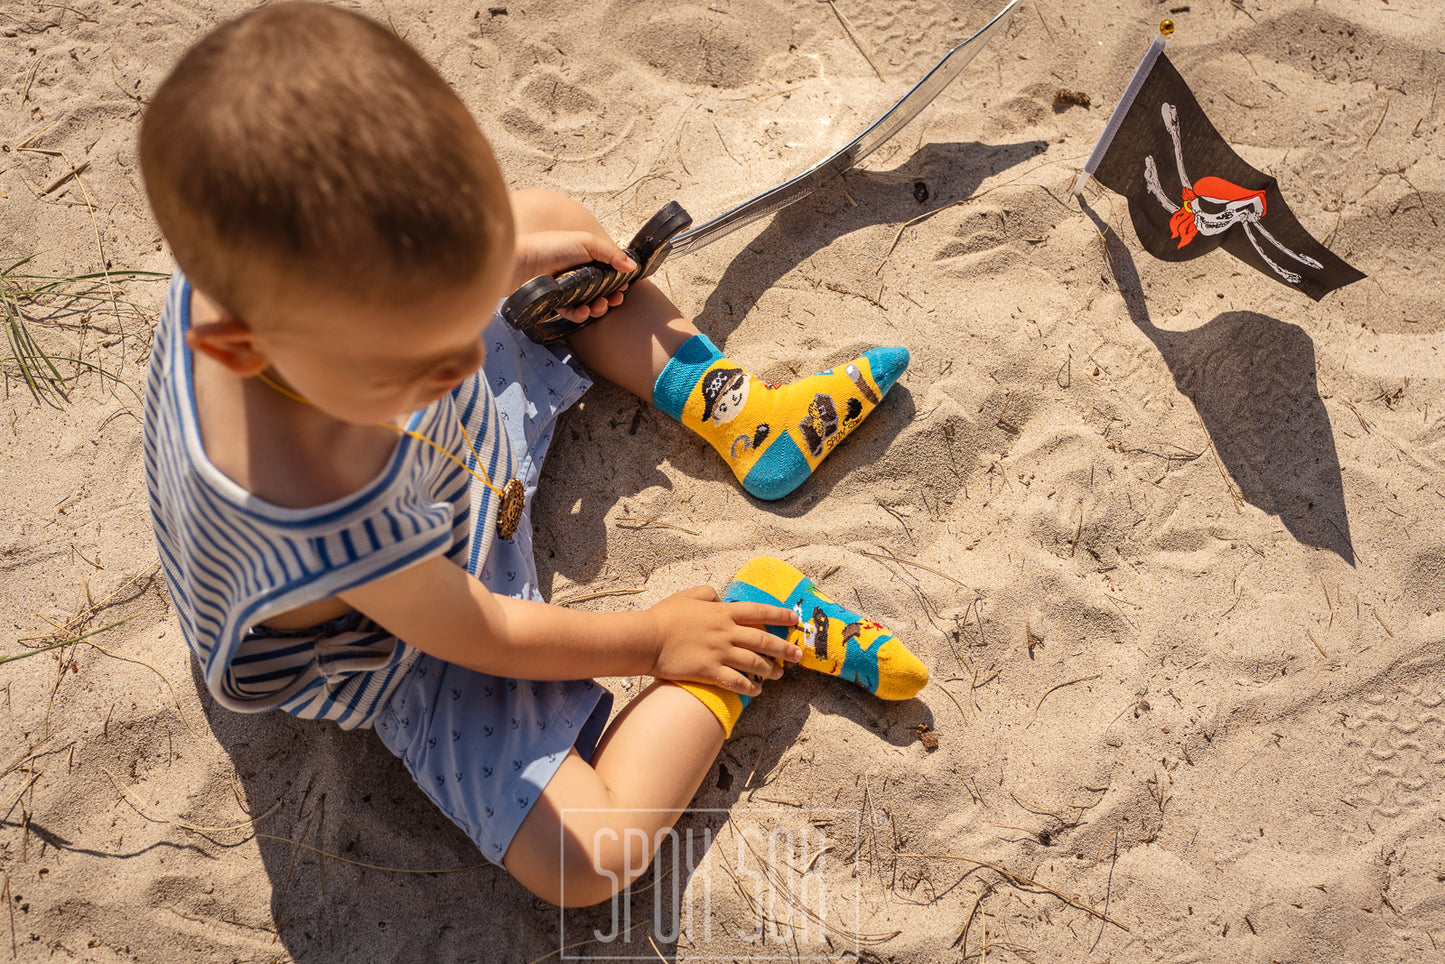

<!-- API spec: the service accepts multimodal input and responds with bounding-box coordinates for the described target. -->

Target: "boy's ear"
[186,319,271,377]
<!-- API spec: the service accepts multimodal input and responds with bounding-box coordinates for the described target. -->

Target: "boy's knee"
[513,825,660,908]
[510,187,605,235]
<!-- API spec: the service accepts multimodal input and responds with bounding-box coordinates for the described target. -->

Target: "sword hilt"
[502,201,694,343]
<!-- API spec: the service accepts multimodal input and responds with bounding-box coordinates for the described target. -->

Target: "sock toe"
[861,346,910,397]
[872,639,930,700]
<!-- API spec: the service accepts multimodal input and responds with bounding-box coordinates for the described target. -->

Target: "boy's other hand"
[646,586,800,697]
[512,229,638,324]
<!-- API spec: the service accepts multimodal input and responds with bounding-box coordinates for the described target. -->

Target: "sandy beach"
[3,0,1443,960]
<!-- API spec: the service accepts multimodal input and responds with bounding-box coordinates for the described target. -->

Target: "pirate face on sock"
[700,368,749,425]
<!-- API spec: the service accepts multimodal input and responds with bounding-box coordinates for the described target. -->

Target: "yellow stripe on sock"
[671,681,747,738]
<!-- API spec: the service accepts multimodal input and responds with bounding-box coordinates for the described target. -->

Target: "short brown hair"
[139,2,512,319]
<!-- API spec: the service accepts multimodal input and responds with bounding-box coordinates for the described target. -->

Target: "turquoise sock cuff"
[652,334,724,422]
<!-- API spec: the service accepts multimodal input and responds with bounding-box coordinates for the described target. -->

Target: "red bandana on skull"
[1169,176,1268,248]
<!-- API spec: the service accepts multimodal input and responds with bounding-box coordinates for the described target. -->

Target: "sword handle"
[502,201,694,343]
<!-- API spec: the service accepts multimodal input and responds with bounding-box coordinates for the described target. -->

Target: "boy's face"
[252,245,515,424]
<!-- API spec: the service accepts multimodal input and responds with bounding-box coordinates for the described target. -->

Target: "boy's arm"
[337,555,798,693]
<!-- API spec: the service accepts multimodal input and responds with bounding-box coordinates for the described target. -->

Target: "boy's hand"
[513,229,637,324]
[646,586,800,696]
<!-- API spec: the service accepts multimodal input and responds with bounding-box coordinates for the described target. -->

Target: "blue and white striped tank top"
[143,272,514,729]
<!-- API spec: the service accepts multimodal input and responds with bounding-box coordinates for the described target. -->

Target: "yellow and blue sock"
[727,557,928,700]
[673,557,928,737]
[652,334,909,501]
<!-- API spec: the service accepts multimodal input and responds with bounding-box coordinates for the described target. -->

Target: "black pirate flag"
[1075,38,1364,301]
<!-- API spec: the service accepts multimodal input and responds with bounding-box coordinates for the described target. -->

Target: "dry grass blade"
[2,872,15,960]
[1,772,42,820]
[2,280,62,407]
[933,680,970,722]
[0,257,164,408]
[103,767,494,874]
[816,0,882,81]
[553,587,646,607]
[0,617,133,666]
[614,517,701,535]
[896,852,1129,929]
[858,547,969,588]
[716,824,900,945]
[103,767,283,836]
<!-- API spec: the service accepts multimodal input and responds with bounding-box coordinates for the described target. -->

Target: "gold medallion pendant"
[497,478,526,540]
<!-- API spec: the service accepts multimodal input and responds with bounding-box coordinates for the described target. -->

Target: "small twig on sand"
[1090,830,1121,953]
[953,882,994,952]
[874,500,916,546]
[3,871,15,960]
[933,680,970,723]
[614,517,701,536]
[1369,607,1394,638]
[1196,412,1244,511]
[1365,94,1391,152]
[816,0,882,80]
[1027,674,1102,727]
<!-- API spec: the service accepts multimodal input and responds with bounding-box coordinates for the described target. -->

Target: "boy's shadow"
[538,139,1048,588]
[205,658,931,962]
[1079,200,1354,564]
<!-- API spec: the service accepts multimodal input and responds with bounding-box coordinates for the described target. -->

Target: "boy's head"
[139,2,514,325]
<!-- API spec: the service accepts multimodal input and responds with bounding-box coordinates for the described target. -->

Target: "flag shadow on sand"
[1081,199,1354,564]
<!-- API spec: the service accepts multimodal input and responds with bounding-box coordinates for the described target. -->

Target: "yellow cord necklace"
[255,370,526,540]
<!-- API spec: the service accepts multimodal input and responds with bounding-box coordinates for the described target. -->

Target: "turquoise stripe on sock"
[652,334,724,422]
[787,577,894,694]
[840,639,884,693]
[741,431,812,501]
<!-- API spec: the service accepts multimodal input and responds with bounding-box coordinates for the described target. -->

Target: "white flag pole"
[1071,30,1169,197]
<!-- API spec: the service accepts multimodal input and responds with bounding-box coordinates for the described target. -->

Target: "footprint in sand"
[498,60,641,161]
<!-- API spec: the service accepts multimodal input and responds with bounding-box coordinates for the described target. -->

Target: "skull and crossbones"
[1144,102,1322,284]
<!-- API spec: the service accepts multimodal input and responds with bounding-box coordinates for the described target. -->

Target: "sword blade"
[667,0,1018,260]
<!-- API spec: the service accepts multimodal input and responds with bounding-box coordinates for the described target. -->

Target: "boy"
[140,2,927,906]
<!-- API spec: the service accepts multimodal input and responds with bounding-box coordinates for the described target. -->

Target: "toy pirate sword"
[502,0,1019,342]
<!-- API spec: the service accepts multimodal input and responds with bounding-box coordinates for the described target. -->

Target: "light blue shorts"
[374,310,611,865]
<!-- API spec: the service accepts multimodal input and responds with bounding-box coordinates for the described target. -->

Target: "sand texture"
[3,0,1444,960]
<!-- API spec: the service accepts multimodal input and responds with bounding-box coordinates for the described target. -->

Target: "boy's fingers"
[716,670,762,696]
[684,584,720,602]
[581,234,636,273]
[728,602,798,627]
[739,630,798,665]
[754,631,802,664]
[745,653,782,680]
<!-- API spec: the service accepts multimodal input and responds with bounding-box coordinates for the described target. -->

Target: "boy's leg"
[510,187,697,395]
[502,680,724,906]
[510,189,909,501]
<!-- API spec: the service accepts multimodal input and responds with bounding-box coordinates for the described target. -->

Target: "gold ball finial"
[1160,19,1175,35]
